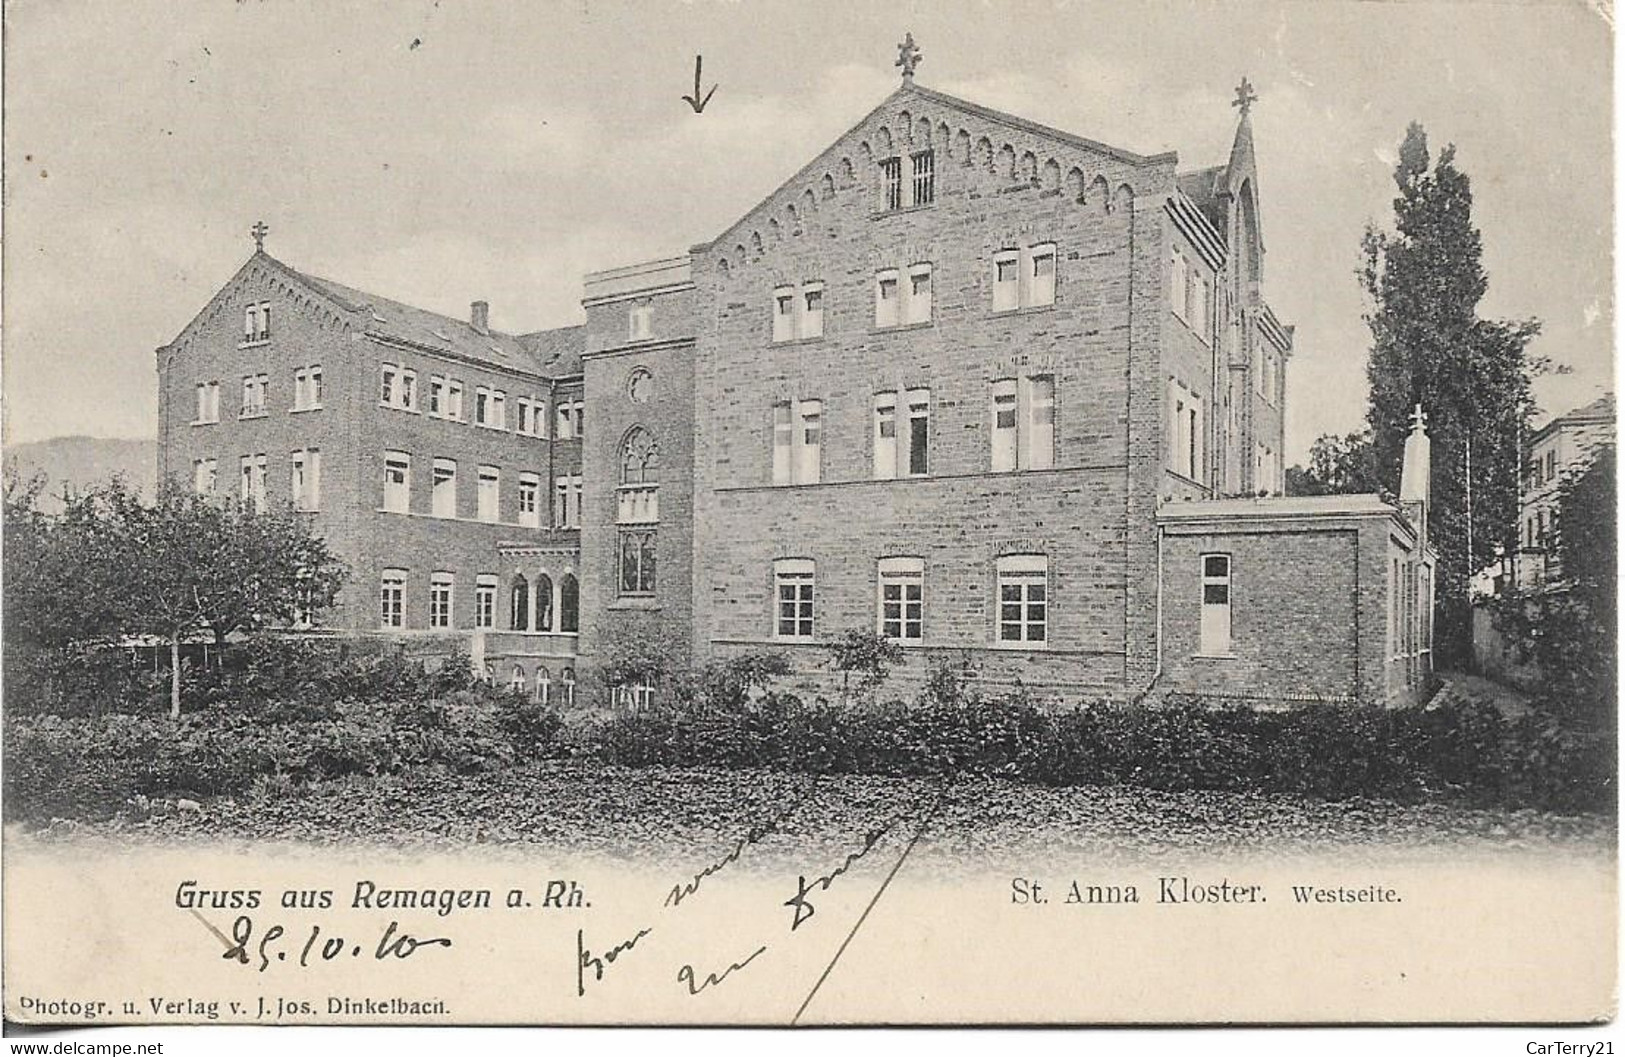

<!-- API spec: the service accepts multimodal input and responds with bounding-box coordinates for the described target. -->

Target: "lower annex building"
[155,42,1436,709]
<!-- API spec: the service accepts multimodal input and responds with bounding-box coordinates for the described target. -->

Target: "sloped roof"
[519,325,585,379]
[1535,391,1616,442]
[276,258,548,376]
[1176,165,1228,238]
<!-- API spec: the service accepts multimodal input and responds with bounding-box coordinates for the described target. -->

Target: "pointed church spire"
[1226,76,1257,179]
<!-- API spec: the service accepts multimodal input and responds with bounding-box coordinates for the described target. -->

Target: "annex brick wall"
[689,88,1182,698]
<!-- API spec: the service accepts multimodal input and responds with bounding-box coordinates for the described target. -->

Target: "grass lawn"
[35,761,1615,866]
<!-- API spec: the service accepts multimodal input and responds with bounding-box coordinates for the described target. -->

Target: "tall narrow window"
[240,454,267,512]
[195,382,220,424]
[1030,244,1056,306]
[911,149,935,206]
[873,392,898,479]
[193,458,217,495]
[380,569,406,629]
[629,303,653,341]
[991,380,1019,472]
[383,452,410,513]
[510,574,530,631]
[291,449,320,511]
[560,574,579,633]
[772,401,794,485]
[996,554,1048,645]
[875,270,900,328]
[429,572,454,629]
[880,156,903,211]
[518,472,541,528]
[773,286,795,343]
[447,380,465,421]
[1026,376,1056,470]
[477,466,500,523]
[802,283,824,338]
[400,369,418,411]
[796,400,822,484]
[432,458,457,518]
[905,264,932,325]
[244,305,257,344]
[536,574,554,631]
[906,388,930,476]
[618,429,659,596]
[380,365,398,406]
[430,376,445,417]
[1171,252,1189,322]
[1199,554,1232,655]
[774,559,815,640]
[554,474,582,527]
[476,387,492,426]
[475,575,497,629]
[993,251,1020,311]
[878,557,925,642]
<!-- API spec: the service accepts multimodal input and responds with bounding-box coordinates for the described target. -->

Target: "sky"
[3,0,1614,460]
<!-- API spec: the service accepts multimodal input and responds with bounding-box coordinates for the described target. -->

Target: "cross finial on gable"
[251,220,269,252]
[896,32,922,82]
[1410,403,1428,432]
[1232,76,1258,116]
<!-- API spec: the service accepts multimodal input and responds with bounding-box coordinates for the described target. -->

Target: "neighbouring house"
[153,38,1435,708]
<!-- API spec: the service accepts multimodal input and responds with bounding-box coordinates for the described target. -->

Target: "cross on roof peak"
[1232,76,1258,116]
[250,220,269,252]
[1410,403,1428,431]
[896,32,922,82]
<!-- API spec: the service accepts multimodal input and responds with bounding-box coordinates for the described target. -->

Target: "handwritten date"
[221,915,451,972]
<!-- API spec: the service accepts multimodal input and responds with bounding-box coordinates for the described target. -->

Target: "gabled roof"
[276,259,543,376]
[1176,165,1228,238]
[1534,392,1615,443]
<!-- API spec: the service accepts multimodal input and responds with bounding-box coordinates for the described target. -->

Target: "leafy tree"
[1495,444,1615,730]
[1361,122,1548,667]
[6,478,345,718]
[825,629,904,706]
[1286,430,1385,497]
[692,649,792,710]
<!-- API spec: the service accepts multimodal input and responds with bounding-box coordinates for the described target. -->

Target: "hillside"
[5,436,157,510]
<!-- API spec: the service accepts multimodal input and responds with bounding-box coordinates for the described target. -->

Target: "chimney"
[1399,403,1431,540]
[470,300,489,335]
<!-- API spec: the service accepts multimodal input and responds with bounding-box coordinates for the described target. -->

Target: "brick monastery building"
[156,40,1437,709]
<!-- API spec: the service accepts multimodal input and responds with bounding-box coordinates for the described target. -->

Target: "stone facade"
[155,70,1439,708]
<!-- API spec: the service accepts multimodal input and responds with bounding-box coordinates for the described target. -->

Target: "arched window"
[536,573,554,632]
[618,429,659,596]
[560,574,579,633]
[561,667,576,707]
[535,666,551,705]
[510,574,530,631]
[509,665,526,693]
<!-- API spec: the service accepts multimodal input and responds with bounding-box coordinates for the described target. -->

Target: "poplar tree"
[1360,122,1545,667]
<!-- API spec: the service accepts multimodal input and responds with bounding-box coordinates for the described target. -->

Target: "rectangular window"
[880,156,903,211]
[554,474,582,528]
[1166,380,1204,482]
[1026,376,1056,470]
[380,365,397,406]
[518,473,541,528]
[796,399,822,485]
[476,387,491,426]
[878,557,924,642]
[429,572,454,629]
[380,569,405,629]
[1190,275,1211,343]
[290,448,320,511]
[383,452,410,513]
[193,458,217,495]
[629,303,653,341]
[240,374,268,417]
[475,575,497,629]
[994,251,1020,311]
[997,554,1048,645]
[875,270,900,328]
[1199,554,1232,655]
[905,263,933,325]
[802,283,824,338]
[556,400,572,439]
[429,376,447,417]
[194,382,220,424]
[906,388,930,476]
[1171,252,1189,322]
[911,149,935,207]
[293,366,323,411]
[774,559,815,640]
[477,466,500,523]
[772,401,793,485]
[400,369,418,411]
[873,392,898,479]
[447,379,464,421]
[992,380,1019,472]
[1030,244,1056,307]
[243,302,271,343]
[432,458,457,518]
[619,529,657,595]
[773,286,795,343]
